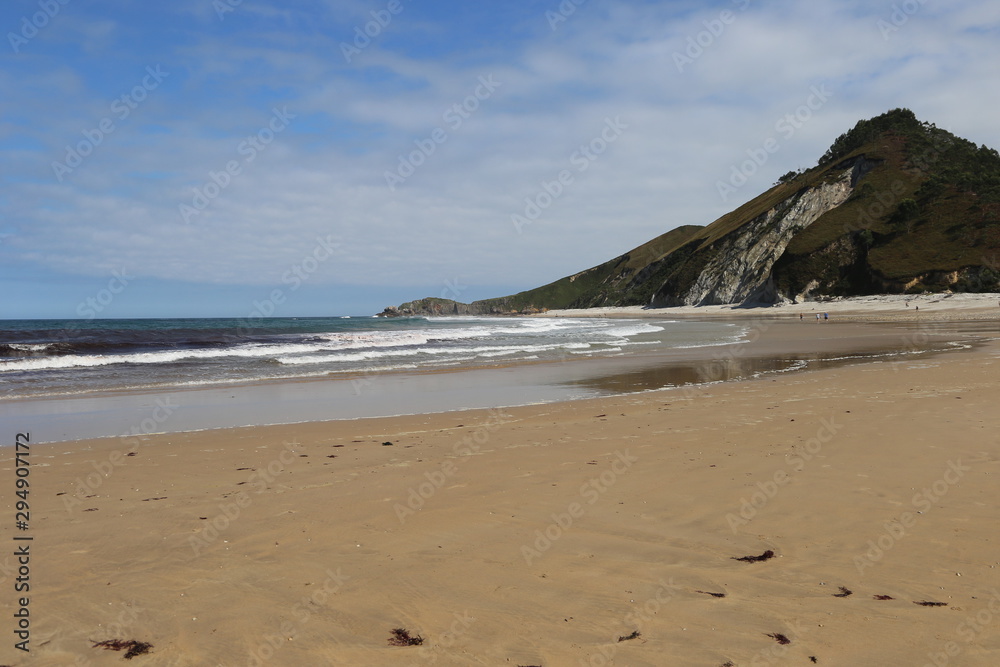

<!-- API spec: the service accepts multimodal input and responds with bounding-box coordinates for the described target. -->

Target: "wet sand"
[2,320,1000,665]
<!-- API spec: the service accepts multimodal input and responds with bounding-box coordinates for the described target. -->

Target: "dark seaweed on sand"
[388,628,424,646]
[914,600,947,607]
[92,639,153,659]
[765,632,791,645]
[696,590,726,598]
[732,549,775,563]
[874,594,894,600]
[617,630,641,642]
[833,586,853,597]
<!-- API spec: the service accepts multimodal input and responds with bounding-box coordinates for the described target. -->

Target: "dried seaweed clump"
[696,590,727,598]
[388,628,424,646]
[92,639,153,659]
[732,549,775,563]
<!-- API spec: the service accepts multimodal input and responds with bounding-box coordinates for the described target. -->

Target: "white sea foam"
[0,318,738,378]
[7,344,53,352]
[0,342,322,372]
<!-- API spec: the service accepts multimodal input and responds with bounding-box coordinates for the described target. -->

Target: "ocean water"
[0,316,746,400]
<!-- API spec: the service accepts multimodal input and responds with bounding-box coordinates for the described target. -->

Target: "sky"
[1,0,998,318]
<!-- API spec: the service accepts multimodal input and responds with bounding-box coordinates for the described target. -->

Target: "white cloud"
[2,0,999,312]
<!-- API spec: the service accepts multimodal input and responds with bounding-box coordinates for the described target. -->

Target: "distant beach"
[537,292,1000,321]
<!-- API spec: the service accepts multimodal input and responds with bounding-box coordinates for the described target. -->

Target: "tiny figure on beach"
[799,313,803,321]
[816,314,820,320]
[915,305,919,311]
[823,312,829,320]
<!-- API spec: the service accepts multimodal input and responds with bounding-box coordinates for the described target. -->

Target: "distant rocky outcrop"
[377,298,480,318]
[380,109,1000,315]
[376,297,545,317]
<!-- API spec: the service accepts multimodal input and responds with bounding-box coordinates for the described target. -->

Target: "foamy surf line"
[1,319,987,444]
[0,317,738,400]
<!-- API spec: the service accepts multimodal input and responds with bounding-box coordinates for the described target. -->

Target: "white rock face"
[677,168,855,306]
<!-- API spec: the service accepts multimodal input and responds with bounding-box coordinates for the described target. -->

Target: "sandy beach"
[538,292,1000,322]
[2,314,1000,666]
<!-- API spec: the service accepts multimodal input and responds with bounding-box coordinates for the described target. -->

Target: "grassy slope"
[471,225,704,311]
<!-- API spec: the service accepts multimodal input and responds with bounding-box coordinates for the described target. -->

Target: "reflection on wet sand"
[567,333,985,395]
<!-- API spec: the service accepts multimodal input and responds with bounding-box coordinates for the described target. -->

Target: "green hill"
[380,109,1000,316]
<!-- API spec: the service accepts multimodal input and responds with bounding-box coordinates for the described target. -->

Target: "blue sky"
[1,0,998,318]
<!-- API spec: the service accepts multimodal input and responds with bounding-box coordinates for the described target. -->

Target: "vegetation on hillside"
[385,109,1000,315]
[470,225,703,312]
[775,108,1000,296]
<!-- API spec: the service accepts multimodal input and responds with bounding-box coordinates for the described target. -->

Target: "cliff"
[653,161,862,306]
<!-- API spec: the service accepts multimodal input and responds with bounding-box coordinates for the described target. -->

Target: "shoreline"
[2,318,994,444]
[6,325,1000,665]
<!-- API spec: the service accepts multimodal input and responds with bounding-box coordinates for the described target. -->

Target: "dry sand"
[2,320,1000,666]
